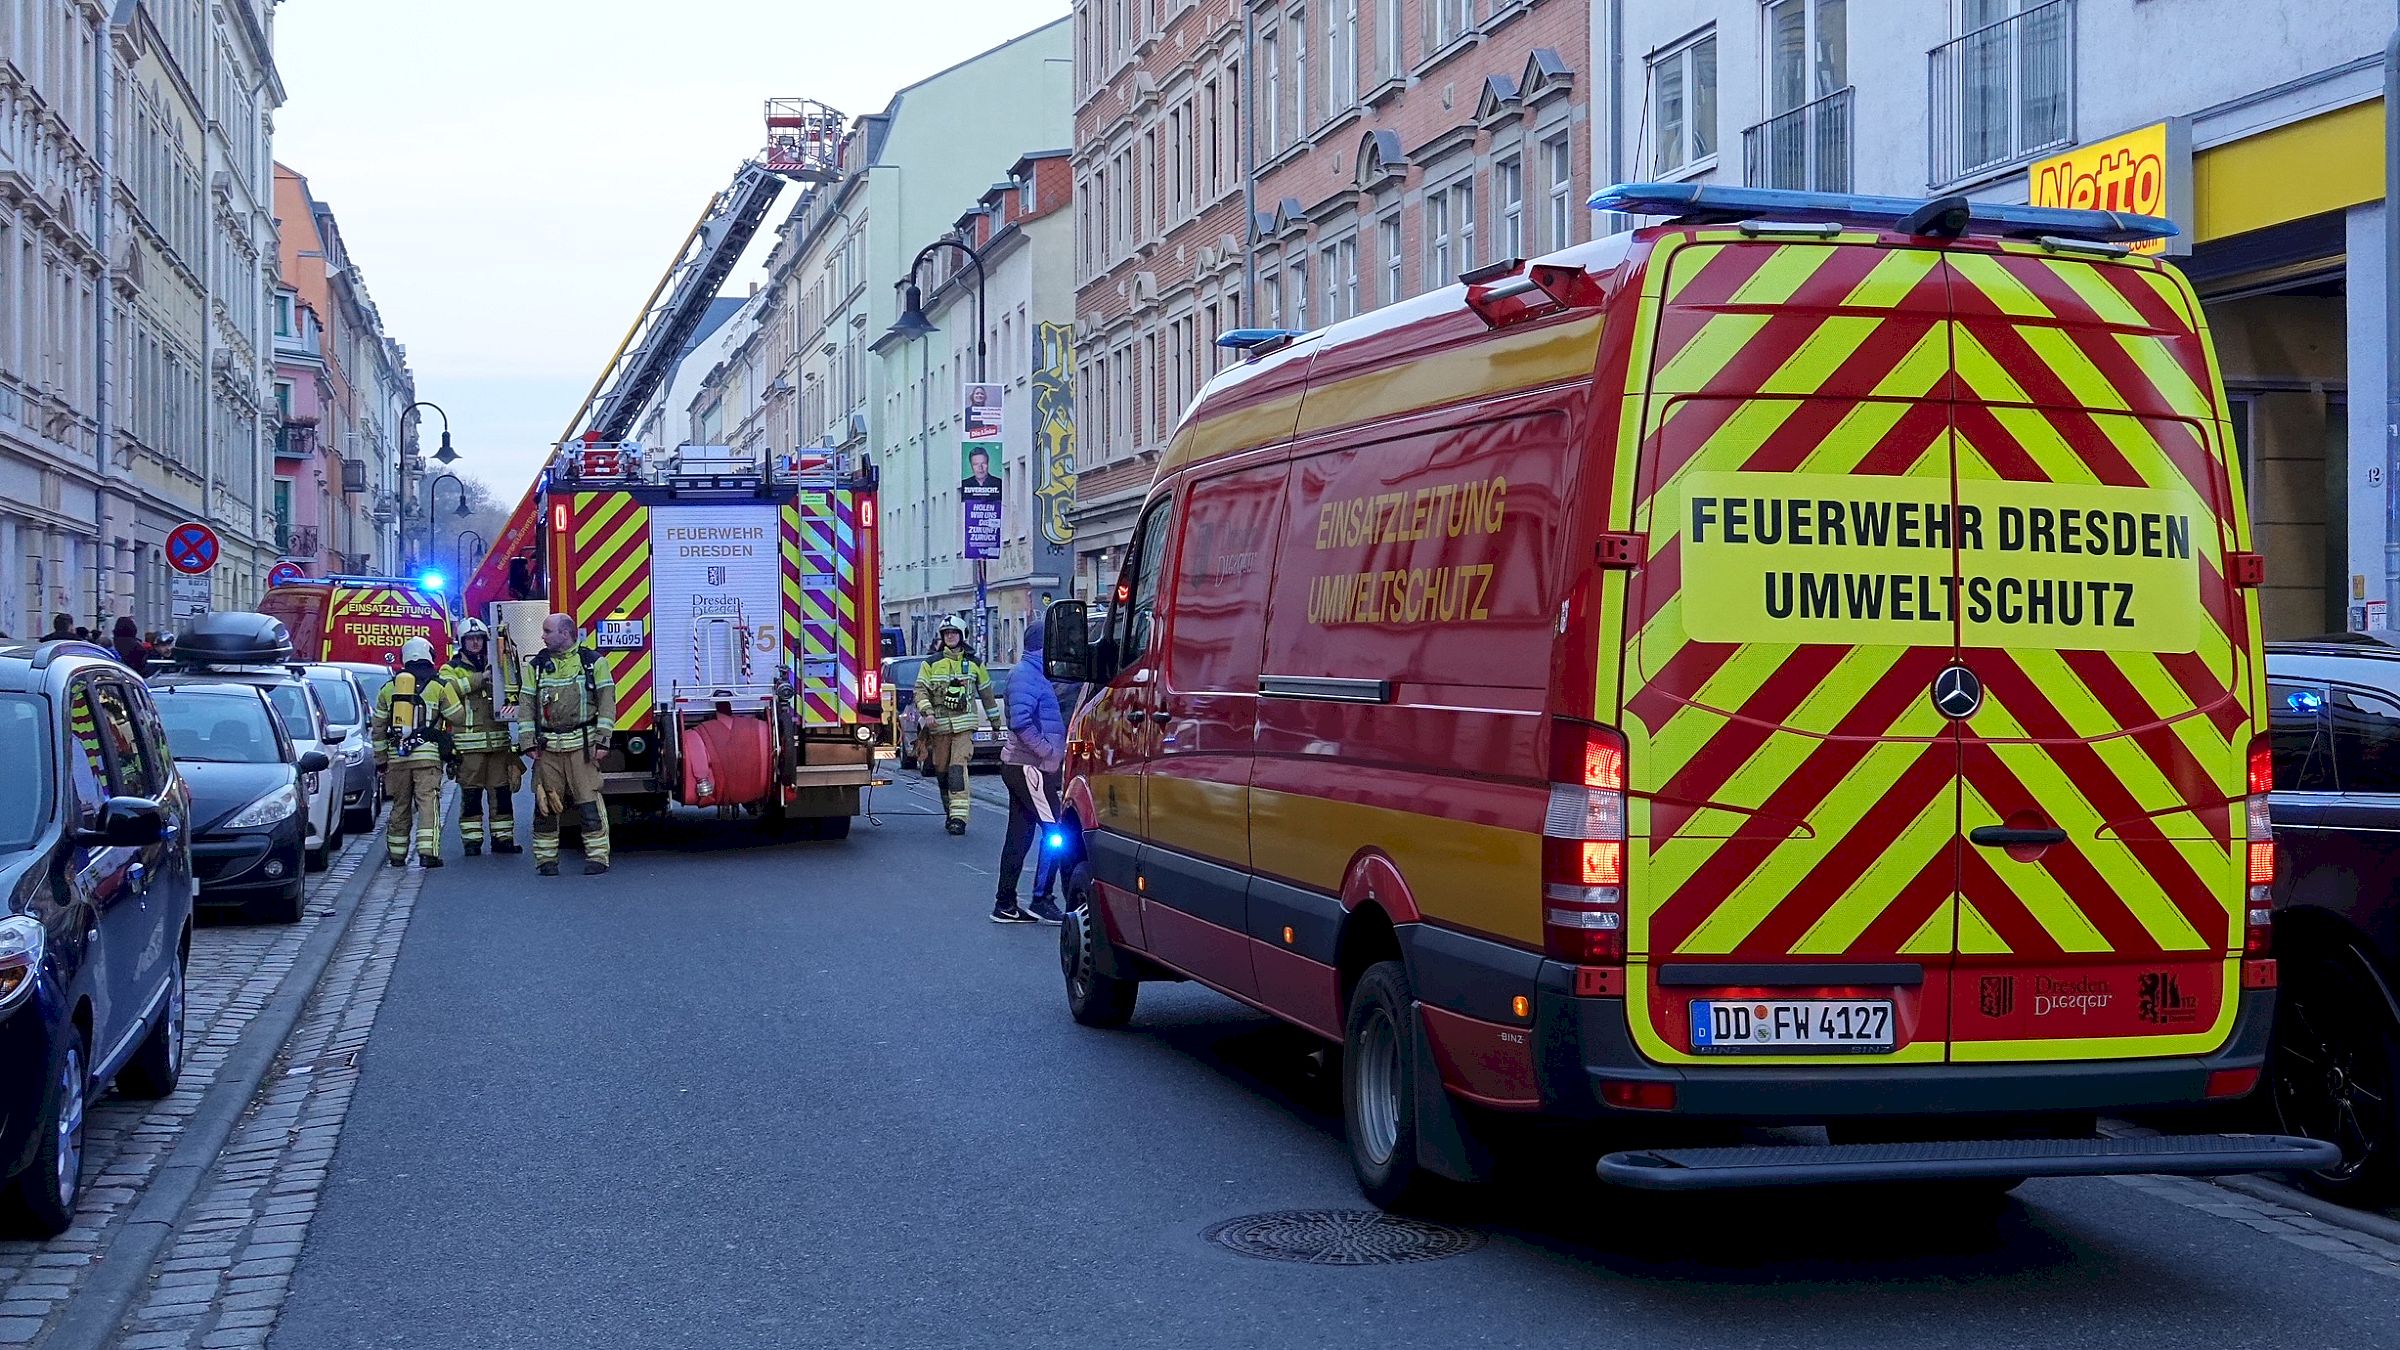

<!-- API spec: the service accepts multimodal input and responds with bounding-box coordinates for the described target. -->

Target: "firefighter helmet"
[400,636,435,666]
[937,614,967,638]
[458,617,491,641]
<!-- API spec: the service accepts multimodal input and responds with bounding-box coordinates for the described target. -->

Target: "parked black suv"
[0,640,194,1235]
[2263,635,2400,1203]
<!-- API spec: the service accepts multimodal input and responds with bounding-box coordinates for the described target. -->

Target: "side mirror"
[325,728,349,746]
[79,797,164,848]
[298,750,331,774]
[1043,605,1092,684]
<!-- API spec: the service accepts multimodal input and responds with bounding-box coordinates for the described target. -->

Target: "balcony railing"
[272,517,291,553]
[1928,0,2075,188]
[1744,87,1854,194]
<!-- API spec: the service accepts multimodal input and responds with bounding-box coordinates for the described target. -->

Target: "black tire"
[116,950,186,1099]
[343,805,374,835]
[250,875,305,926]
[816,815,853,841]
[305,830,329,873]
[1060,865,1137,1028]
[2271,949,2400,1205]
[898,745,917,771]
[1342,960,1448,1212]
[5,1022,88,1237]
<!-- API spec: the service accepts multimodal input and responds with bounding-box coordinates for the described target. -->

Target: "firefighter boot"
[943,764,970,835]
[580,800,610,875]
[492,804,521,854]
[460,787,484,856]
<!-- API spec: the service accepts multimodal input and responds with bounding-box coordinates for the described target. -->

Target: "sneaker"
[990,903,1036,924]
[537,862,560,877]
[584,861,610,876]
[1024,897,1066,926]
[419,855,444,869]
[945,818,967,836]
[492,840,523,855]
[463,842,482,857]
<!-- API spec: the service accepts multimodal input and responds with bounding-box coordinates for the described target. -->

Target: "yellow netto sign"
[1676,471,2206,654]
[2029,120,2191,256]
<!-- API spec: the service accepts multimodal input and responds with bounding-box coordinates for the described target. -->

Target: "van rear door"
[1942,246,2247,1062]
[1620,235,1967,1067]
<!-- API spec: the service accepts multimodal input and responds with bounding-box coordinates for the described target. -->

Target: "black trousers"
[998,763,1062,905]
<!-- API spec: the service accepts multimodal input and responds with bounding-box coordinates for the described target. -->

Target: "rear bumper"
[1534,971,2276,1120]
[1596,1132,2339,1190]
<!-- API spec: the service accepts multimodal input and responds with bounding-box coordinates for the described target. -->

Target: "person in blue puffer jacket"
[993,615,1069,925]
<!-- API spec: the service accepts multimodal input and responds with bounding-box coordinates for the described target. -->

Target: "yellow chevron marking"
[1956,899,2011,954]
[1790,812,1955,956]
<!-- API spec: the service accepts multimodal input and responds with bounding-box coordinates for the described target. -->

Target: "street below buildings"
[16,771,2378,1349]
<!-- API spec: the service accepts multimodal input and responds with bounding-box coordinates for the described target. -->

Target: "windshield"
[264,683,321,741]
[156,692,282,765]
[307,673,362,724]
[0,697,50,853]
[350,668,391,707]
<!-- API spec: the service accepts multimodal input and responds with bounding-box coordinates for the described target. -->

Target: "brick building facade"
[1069,0,1593,595]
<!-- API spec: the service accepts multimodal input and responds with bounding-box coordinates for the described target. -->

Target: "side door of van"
[1943,247,2248,1063]
[1141,465,1287,1000]
[1080,495,1176,951]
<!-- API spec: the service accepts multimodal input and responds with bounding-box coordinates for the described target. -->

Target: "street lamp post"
[423,473,471,585]
[455,530,486,613]
[399,401,460,576]
[883,237,990,655]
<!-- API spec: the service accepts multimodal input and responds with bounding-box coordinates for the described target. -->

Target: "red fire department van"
[258,576,454,669]
[1040,184,2336,1207]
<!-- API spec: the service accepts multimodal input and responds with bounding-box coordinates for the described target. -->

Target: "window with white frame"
[1379,0,1403,78]
[1261,271,1283,327]
[1287,255,1309,330]
[1327,0,1357,115]
[1650,29,1718,176]
[1263,28,1282,152]
[1290,4,1308,136]
[1767,0,1846,115]
[1381,215,1402,305]
[1545,133,1573,250]
[1426,188,1452,291]
[1428,0,1473,51]
[1455,181,1475,272]
[1498,158,1524,260]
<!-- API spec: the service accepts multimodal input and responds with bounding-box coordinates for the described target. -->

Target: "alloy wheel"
[2273,985,2393,1184]
[54,1044,84,1214]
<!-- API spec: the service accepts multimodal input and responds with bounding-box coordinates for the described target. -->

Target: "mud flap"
[1412,1006,1496,1185]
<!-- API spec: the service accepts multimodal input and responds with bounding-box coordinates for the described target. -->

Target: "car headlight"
[0,915,42,1011]
[224,783,300,829]
[340,743,368,765]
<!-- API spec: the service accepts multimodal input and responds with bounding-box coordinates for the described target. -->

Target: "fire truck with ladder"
[465,100,884,838]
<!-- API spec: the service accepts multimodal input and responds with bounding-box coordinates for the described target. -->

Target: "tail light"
[861,669,883,716]
[1544,720,1626,965]
[2244,734,2274,962]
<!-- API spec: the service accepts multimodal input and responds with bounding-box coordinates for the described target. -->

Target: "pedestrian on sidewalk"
[914,614,1002,836]
[522,613,616,876]
[372,636,463,869]
[994,614,1069,924]
[440,618,523,856]
[108,616,153,671]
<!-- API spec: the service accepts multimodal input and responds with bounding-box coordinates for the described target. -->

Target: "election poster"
[962,382,1005,561]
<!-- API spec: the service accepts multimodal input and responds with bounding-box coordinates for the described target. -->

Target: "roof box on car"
[174,611,294,668]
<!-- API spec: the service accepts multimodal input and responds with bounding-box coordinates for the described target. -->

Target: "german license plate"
[594,619,645,651]
[1689,999,1894,1054]
[973,730,995,744]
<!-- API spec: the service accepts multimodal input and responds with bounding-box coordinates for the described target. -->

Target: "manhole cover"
[1203,1209,1483,1265]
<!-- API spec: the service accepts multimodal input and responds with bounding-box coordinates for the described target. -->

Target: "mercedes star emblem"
[1932,665,1983,720]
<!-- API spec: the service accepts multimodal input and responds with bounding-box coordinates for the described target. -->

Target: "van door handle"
[1969,826,2067,848]
[1147,712,1171,725]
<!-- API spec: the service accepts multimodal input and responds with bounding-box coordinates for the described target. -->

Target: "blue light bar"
[1215,328,1303,351]
[1587,182,2176,245]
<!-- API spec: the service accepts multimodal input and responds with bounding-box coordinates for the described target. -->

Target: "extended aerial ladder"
[467,98,844,618]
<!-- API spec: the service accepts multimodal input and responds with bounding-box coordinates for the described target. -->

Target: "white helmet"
[937,614,967,638]
[400,636,434,666]
[458,618,491,641]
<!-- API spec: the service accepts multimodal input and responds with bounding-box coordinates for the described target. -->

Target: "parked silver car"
[303,664,379,833]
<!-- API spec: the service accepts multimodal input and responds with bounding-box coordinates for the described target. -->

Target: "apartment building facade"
[272,163,411,579]
[1609,0,2387,637]
[1069,0,1597,597]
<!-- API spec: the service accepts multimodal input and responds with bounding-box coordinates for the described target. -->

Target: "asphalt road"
[269,773,2400,1349]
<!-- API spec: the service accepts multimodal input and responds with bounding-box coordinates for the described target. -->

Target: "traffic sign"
[169,573,210,621]
[166,522,220,575]
[267,561,308,588]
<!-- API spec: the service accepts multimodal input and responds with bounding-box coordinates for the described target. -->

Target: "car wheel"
[6,1023,88,1237]
[2271,949,2400,1205]
[117,952,186,1099]
[1343,960,1450,1212]
[344,805,374,834]
[814,815,853,842]
[1060,864,1137,1028]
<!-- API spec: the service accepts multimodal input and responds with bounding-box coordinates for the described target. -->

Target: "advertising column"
[961,382,1005,654]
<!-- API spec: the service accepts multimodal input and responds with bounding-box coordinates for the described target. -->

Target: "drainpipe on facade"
[1607,0,1625,189]
[94,4,138,624]
[1241,0,1259,322]
[2385,19,2399,621]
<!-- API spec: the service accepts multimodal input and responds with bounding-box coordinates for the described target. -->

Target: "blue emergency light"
[419,570,447,593]
[1216,328,1304,352]
[2286,688,2325,715]
[1045,829,1067,852]
[1587,183,2177,245]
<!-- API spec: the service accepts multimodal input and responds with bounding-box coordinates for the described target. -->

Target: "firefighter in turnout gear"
[440,618,522,856]
[521,613,617,876]
[914,614,1002,835]
[373,636,464,868]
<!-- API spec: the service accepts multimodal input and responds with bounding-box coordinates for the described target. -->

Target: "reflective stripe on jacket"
[519,645,616,753]
[439,657,512,753]
[373,666,465,765]
[914,651,1000,736]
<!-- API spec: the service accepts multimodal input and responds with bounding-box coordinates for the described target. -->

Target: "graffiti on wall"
[1032,321,1079,548]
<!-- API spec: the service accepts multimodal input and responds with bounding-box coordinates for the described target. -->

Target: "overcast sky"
[272,0,1069,501]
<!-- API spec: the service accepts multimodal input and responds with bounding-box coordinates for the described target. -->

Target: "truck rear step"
[1596,1133,2340,1191]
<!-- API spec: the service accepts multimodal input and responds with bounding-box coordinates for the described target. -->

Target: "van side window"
[2329,686,2400,795]
[1117,498,1174,668]
[2266,681,2332,792]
